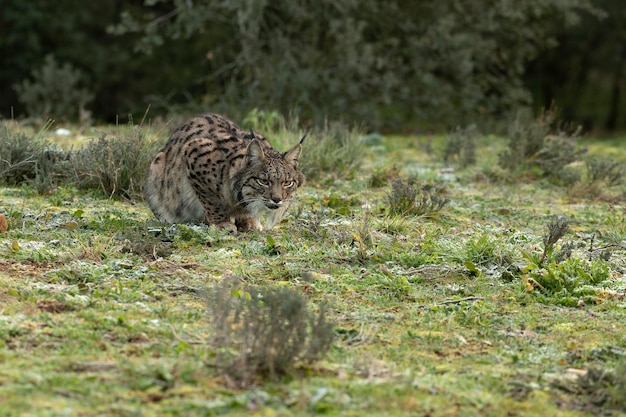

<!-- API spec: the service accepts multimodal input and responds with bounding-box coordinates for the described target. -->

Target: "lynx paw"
[216,221,238,234]
[235,218,262,232]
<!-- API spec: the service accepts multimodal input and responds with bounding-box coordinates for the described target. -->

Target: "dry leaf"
[65,221,79,230]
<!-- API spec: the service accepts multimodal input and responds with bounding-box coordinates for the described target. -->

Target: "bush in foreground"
[208,279,334,386]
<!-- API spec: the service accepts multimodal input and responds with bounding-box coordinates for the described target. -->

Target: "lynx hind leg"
[145,151,170,222]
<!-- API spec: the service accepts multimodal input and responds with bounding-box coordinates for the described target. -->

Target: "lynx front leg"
[205,212,238,233]
[200,198,237,232]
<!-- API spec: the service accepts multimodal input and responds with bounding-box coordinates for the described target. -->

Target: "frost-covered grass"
[0,119,625,416]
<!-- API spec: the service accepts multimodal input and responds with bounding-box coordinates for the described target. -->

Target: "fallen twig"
[418,296,484,310]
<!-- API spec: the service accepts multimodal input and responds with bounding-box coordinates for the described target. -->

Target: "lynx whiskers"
[145,113,306,232]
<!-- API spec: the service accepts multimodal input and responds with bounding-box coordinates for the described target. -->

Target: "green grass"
[1,125,626,416]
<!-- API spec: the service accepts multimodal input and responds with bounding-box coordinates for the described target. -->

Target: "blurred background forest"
[0,0,624,133]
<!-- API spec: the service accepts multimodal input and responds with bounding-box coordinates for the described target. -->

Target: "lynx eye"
[283,180,295,188]
[256,178,270,187]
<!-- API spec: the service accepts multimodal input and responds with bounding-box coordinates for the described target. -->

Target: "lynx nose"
[266,197,282,210]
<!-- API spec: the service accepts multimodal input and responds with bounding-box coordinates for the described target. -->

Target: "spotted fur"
[145,113,305,231]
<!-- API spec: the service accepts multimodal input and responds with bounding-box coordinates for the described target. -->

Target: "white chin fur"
[246,199,287,229]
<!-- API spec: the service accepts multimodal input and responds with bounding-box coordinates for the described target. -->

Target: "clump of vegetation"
[586,157,624,187]
[521,216,613,306]
[386,178,449,216]
[0,123,71,193]
[561,156,626,201]
[1,122,158,197]
[368,165,400,188]
[0,126,45,185]
[443,124,478,168]
[301,121,364,180]
[70,126,159,199]
[464,233,511,270]
[498,108,586,179]
[208,279,334,386]
[242,108,286,133]
[557,360,626,413]
[525,257,611,306]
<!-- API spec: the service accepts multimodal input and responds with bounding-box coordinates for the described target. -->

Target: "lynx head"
[235,134,306,227]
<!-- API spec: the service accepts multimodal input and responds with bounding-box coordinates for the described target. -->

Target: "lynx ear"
[284,142,303,169]
[284,132,306,168]
[247,140,265,163]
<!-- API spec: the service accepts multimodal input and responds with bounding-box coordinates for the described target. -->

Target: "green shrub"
[386,178,449,216]
[524,257,611,307]
[70,127,158,199]
[0,127,46,185]
[586,156,624,187]
[569,359,626,412]
[443,124,478,168]
[208,279,334,386]
[498,108,586,178]
[0,123,71,193]
[368,165,400,188]
[465,234,507,268]
[519,215,616,306]
[13,55,93,123]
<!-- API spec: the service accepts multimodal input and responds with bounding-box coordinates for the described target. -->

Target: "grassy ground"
[1,126,625,416]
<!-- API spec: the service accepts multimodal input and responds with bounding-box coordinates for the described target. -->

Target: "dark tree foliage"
[525,0,625,131]
[108,0,600,129]
[0,0,211,122]
[0,0,613,130]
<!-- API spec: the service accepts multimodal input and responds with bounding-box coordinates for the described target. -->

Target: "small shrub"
[465,234,506,268]
[208,279,334,386]
[586,157,624,187]
[566,157,625,201]
[0,123,71,193]
[519,216,616,306]
[555,165,583,187]
[443,124,478,168]
[518,216,573,268]
[386,178,449,216]
[0,127,45,185]
[368,165,400,188]
[568,360,626,412]
[498,107,586,178]
[525,257,611,306]
[13,55,93,123]
[540,216,570,265]
[70,126,159,199]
